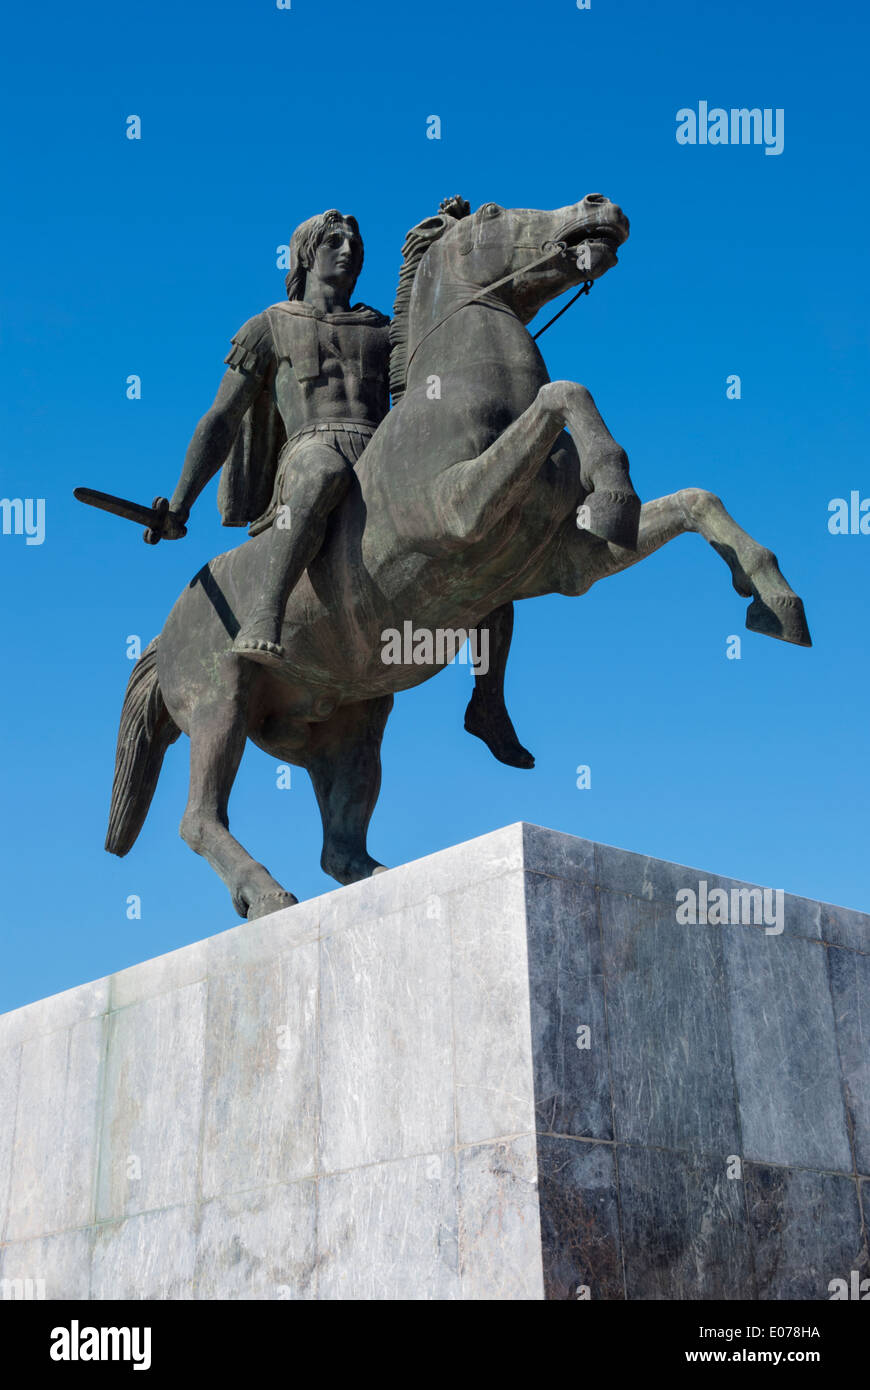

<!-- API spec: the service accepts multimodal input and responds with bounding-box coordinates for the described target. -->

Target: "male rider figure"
[167,210,389,662]
[162,206,533,765]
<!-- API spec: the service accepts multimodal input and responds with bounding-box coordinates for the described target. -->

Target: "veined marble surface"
[0,824,866,1299]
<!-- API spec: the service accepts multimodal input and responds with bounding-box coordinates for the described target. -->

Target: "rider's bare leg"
[234,443,352,666]
[464,602,534,769]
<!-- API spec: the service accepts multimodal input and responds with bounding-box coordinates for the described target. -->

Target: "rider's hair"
[284,211,364,300]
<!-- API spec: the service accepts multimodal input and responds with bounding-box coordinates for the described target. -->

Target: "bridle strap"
[532,280,593,340]
[404,240,592,372]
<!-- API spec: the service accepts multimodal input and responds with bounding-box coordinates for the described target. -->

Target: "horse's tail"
[105,637,181,857]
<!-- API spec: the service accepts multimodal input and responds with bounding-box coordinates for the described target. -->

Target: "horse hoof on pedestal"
[746,595,812,647]
[578,491,641,550]
[245,889,299,921]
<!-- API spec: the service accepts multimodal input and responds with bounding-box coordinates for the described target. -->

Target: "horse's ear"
[413,216,449,237]
[399,214,453,260]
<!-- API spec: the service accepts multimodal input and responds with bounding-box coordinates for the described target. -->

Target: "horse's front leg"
[433,380,640,549]
[551,488,811,647]
[677,488,812,645]
[553,380,641,549]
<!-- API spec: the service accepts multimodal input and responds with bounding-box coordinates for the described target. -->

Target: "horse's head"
[438,194,629,322]
[390,194,630,400]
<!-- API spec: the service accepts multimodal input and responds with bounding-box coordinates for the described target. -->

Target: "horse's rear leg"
[180,675,297,920]
[303,696,393,885]
[559,489,811,647]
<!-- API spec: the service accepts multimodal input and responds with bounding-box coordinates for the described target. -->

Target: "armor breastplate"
[266,301,390,385]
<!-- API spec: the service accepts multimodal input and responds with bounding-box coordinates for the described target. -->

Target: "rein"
[404,240,593,373]
[531,278,593,339]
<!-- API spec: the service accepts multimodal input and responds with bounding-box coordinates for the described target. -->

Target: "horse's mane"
[389,199,471,402]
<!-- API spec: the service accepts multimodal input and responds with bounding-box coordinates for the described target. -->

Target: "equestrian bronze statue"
[88,193,811,921]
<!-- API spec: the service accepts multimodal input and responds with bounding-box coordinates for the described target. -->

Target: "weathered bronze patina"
[91,194,810,920]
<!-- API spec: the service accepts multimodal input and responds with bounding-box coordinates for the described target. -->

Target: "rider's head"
[285,211,364,300]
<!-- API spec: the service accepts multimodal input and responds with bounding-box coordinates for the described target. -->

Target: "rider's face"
[311,223,360,292]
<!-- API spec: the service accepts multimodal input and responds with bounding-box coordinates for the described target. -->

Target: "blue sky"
[1,0,868,1012]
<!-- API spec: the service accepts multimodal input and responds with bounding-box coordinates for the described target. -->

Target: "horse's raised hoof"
[245,888,299,921]
[578,490,641,551]
[746,594,812,647]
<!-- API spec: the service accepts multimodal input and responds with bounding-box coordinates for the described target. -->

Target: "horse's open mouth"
[563,223,626,256]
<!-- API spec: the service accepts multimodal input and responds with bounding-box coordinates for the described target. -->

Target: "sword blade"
[74,487,163,529]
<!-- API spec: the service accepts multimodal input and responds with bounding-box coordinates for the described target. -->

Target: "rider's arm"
[169,313,274,525]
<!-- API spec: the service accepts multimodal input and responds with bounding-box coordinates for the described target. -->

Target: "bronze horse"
[105,195,811,919]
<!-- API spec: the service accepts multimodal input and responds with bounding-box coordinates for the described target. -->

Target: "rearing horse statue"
[105,194,811,919]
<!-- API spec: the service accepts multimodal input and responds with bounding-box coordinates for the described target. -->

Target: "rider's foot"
[233,614,285,665]
[464,692,535,769]
[578,488,641,551]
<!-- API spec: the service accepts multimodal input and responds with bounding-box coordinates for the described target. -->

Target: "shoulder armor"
[224,312,274,376]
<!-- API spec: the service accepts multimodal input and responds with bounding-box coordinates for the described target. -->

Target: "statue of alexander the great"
[160,203,534,766]
[82,189,810,922]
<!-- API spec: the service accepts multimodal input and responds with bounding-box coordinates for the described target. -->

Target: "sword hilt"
[144,498,187,545]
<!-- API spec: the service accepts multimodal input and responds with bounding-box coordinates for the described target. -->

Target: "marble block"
[0,824,867,1300]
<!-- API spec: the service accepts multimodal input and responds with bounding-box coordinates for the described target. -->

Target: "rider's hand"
[162,508,188,540]
[144,498,188,544]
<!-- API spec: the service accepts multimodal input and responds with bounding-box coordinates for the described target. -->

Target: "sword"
[73,488,187,544]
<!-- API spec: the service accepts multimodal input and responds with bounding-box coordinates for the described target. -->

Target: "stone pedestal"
[1,824,867,1299]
